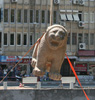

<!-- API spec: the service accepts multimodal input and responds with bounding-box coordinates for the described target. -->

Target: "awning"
[73,14,79,21]
[90,65,95,67]
[78,57,95,62]
[60,14,67,20]
[60,10,67,21]
[60,10,65,13]
[18,56,32,59]
[65,56,78,60]
[66,14,73,21]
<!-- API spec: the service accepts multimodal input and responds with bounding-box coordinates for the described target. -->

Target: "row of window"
[3,8,95,25]
[4,9,57,24]
[4,33,32,46]
[60,10,95,22]
[67,33,95,45]
[3,32,94,46]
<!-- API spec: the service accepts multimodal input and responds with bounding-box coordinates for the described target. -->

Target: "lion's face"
[46,27,67,50]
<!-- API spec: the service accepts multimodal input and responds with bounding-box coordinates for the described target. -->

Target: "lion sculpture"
[31,24,68,80]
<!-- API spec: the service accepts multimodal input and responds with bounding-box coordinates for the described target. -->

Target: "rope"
[65,53,90,100]
[0,33,45,83]
[0,32,90,100]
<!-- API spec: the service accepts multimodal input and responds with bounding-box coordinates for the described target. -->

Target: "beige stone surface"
[31,24,68,80]
[0,86,35,90]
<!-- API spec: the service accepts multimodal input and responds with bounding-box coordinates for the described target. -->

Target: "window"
[90,0,95,7]
[42,10,45,23]
[17,33,21,45]
[60,14,67,21]
[84,33,88,45]
[0,9,1,22]
[30,34,32,45]
[90,33,94,45]
[78,33,83,43]
[73,13,79,21]
[4,33,7,45]
[23,34,27,45]
[67,33,70,44]
[66,14,73,21]
[78,11,82,21]
[60,10,67,21]
[10,33,14,45]
[53,11,57,24]
[17,9,21,23]
[24,9,27,23]
[42,0,46,5]
[0,33,1,47]
[4,9,8,22]
[36,10,39,23]
[48,10,50,23]
[85,0,88,6]
[11,9,15,22]
[84,13,88,23]
[72,33,77,45]
[90,13,94,23]
[30,10,33,23]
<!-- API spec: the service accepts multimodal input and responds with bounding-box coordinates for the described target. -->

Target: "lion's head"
[45,24,68,50]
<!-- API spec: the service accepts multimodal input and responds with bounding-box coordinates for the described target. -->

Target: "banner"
[0,56,19,62]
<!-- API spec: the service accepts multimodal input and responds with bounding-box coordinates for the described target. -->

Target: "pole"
[34,24,35,43]
[50,0,53,26]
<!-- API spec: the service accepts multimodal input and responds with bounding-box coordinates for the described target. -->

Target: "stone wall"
[0,88,94,100]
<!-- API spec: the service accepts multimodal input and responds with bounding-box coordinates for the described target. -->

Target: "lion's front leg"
[49,60,62,80]
[32,57,46,77]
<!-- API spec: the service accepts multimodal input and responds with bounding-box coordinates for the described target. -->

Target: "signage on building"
[21,58,32,64]
[75,64,87,72]
[0,56,19,62]
[75,67,87,72]
[78,50,95,56]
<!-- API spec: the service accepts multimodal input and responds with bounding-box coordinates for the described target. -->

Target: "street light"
[27,22,37,76]
[50,0,53,26]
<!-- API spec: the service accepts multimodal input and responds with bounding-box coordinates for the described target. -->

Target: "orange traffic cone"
[19,83,23,87]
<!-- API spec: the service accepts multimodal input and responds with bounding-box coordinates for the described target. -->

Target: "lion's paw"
[31,58,37,68]
[49,73,62,80]
[32,67,45,76]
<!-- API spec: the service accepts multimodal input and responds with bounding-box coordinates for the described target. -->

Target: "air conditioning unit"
[79,43,86,50]
[89,67,95,75]
[11,0,17,2]
[79,21,85,27]
[73,0,76,4]
[79,0,85,5]
[53,0,60,5]
[76,0,79,4]
[73,0,79,4]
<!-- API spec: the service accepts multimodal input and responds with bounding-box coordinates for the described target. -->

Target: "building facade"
[0,0,95,77]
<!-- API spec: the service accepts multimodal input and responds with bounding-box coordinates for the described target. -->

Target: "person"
[15,65,21,76]
[0,67,3,81]
[20,70,26,77]
[3,68,8,81]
